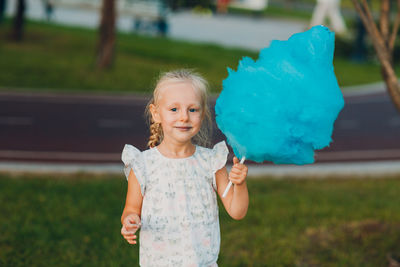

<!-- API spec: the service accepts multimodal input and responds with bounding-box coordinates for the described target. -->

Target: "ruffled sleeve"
[121,144,146,196]
[211,141,229,190]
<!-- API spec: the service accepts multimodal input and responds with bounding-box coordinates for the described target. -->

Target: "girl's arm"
[121,169,143,244]
[215,157,249,220]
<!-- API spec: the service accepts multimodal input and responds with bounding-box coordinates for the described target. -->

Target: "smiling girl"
[120,69,249,266]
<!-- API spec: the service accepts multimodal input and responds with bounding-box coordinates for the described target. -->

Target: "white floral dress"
[121,141,229,267]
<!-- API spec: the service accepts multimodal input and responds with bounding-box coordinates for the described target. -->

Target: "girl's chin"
[167,133,198,143]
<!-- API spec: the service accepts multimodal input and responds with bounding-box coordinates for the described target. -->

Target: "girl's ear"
[149,104,161,123]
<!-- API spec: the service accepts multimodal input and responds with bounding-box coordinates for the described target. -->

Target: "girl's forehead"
[157,81,201,104]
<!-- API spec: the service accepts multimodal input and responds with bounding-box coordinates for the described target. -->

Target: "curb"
[1,160,400,177]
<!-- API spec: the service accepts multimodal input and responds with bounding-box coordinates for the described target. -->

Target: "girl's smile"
[175,126,192,131]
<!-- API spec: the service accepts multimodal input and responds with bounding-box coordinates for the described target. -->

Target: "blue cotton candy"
[215,25,345,164]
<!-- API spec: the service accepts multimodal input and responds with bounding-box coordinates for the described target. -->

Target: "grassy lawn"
[1,19,399,94]
[1,173,400,266]
[0,20,255,94]
[237,0,385,20]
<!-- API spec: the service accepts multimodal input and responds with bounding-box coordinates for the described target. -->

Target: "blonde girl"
[121,69,249,266]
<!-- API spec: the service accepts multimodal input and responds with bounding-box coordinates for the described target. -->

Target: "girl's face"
[150,81,203,146]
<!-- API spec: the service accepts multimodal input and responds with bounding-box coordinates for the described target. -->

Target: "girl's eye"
[170,108,177,112]
[189,108,198,113]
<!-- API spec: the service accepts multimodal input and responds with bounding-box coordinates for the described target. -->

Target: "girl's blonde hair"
[145,69,213,148]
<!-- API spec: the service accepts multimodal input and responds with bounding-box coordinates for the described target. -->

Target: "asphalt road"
[1,88,399,164]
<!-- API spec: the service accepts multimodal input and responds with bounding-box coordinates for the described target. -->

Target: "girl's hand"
[228,157,248,186]
[121,213,141,245]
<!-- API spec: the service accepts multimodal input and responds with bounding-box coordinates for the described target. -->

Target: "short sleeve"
[211,141,229,190]
[121,144,146,196]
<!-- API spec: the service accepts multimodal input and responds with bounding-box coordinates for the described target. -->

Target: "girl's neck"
[157,141,196,159]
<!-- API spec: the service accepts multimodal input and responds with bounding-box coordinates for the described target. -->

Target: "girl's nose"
[180,110,189,121]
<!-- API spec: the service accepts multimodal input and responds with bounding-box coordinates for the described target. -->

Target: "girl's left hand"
[228,157,248,185]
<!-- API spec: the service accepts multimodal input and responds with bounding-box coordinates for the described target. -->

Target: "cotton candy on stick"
[216,26,345,197]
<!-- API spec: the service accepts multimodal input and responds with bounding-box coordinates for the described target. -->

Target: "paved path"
[1,84,400,165]
[2,160,400,177]
[5,0,307,51]
[168,12,306,51]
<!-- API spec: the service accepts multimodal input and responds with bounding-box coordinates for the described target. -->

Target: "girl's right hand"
[121,213,141,245]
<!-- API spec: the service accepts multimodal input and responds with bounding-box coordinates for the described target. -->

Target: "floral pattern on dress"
[121,141,228,267]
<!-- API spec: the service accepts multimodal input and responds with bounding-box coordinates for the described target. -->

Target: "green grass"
[1,173,400,266]
[0,20,255,94]
[333,57,390,87]
[0,19,399,94]
[263,4,312,20]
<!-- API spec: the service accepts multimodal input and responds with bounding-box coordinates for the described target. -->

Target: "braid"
[147,121,163,148]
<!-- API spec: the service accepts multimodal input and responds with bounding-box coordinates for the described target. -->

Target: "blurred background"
[1,0,400,266]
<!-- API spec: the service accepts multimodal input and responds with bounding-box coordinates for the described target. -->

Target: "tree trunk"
[351,0,400,113]
[12,0,26,41]
[381,65,400,111]
[0,0,7,24]
[96,0,116,69]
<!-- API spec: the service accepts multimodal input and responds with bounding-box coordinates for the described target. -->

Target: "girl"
[120,69,249,266]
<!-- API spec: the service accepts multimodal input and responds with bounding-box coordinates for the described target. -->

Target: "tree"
[11,0,26,41]
[351,0,400,112]
[96,0,116,69]
[0,0,7,24]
